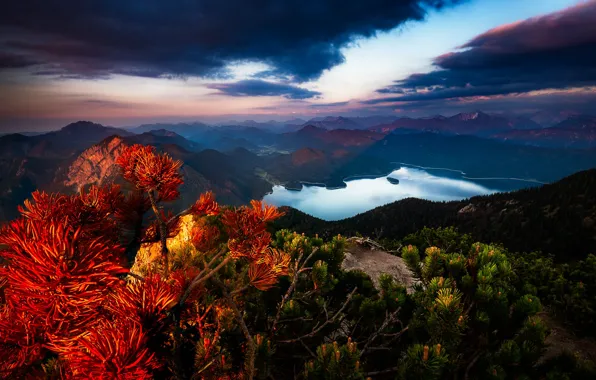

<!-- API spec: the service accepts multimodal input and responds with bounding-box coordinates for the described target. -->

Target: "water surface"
[263,167,507,221]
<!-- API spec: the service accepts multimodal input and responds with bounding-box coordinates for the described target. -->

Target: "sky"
[0,0,594,131]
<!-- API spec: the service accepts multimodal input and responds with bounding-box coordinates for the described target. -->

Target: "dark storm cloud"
[79,99,133,108]
[208,80,321,99]
[368,90,596,116]
[0,0,463,82]
[0,52,39,69]
[372,0,596,103]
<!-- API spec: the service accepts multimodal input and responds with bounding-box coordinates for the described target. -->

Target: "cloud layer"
[373,0,596,103]
[0,0,462,82]
[208,80,320,99]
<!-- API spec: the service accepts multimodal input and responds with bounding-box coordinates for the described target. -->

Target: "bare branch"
[126,272,144,281]
[465,350,483,380]
[350,316,363,338]
[299,338,316,359]
[364,366,400,377]
[360,308,405,357]
[214,277,256,380]
[346,236,386,251]
[179,255,232,306]
[277,316,314,324]
[230,284,251,296]
[272,248,318,332]
[196,247,227,277]
[279,287,357,343]
[167,205,193,225]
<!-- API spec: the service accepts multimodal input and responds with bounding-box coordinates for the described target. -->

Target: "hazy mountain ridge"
[8,111,596,152]
[363,132,596,185]
[493,115,596,148]
[0,122,395,220]
[2,115,596,222]
[369,111,542,136]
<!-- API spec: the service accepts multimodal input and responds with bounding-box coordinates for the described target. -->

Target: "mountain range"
[1,112,596,222]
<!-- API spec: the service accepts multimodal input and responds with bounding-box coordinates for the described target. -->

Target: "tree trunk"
[148,191,169,273]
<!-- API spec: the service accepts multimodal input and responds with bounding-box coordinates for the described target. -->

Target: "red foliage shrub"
[18,185,123,241]
[0,144,288,378]
[0,218,128,350]
[116,190,151,228]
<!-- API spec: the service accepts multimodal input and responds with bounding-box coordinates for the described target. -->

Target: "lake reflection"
[263,167,498,221]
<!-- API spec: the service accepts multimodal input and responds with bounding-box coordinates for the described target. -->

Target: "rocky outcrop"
[64,136,125,191]
[341,239,417,293]
[458,203,477,214]
[131,214,196,275]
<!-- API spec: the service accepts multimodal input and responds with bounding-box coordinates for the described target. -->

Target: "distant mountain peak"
[99,134,125,145]
[322,116,349,122]
[61,120,109,132]
[423,115,447,120]
[298,124,327,133]
[146,129,181,137]
[284,118,307,124]
[452,111,489,121]
[553,115,596,131]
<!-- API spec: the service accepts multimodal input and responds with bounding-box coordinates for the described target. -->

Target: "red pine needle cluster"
[116,144,183,202]
[63,321,159,379]
[191,191,220,216]
[222,200,284,260]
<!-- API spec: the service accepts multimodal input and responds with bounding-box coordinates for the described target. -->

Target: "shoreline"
[394,162,548,184]
[281,167,401,191]
[277,161,548,193]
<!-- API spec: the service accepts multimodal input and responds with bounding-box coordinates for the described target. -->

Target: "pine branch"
[195,247,227,280]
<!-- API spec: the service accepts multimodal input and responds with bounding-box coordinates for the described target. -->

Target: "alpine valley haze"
[1,1,596,379]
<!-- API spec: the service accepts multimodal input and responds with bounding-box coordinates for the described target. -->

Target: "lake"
[263,166,538,221]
